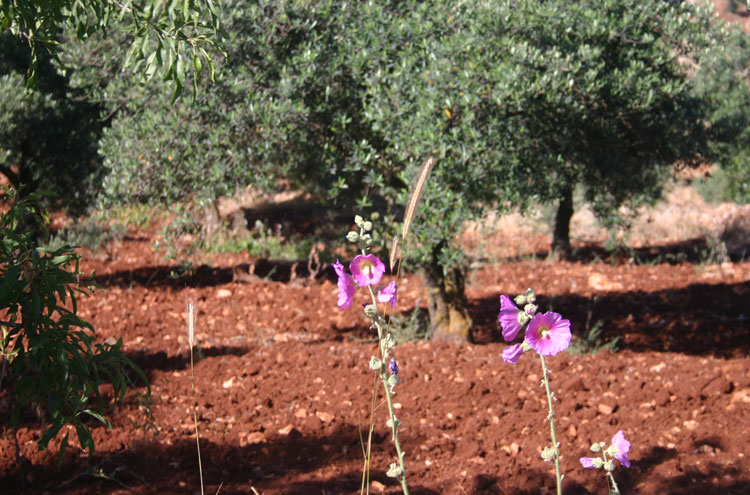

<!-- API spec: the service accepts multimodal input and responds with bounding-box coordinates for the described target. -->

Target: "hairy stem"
[539,354,562,495]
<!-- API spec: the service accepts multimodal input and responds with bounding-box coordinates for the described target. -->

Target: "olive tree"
[353,0,718,338]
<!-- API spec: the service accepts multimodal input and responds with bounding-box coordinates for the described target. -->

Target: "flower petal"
[611,430,631,468]
[350,254,386,287]
[498,295,523,341]
[377,281,398,307]
[525,312,572,356]
[502,343,524,364]
[333,259,357,309]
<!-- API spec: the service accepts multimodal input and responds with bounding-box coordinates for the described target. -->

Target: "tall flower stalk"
[499,289,571,495]
[336,215,409,495]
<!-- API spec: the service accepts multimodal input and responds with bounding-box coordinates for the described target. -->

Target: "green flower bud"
[369,356,383,370]
[363,220,373,231]
[603,459,615,472]
[592,457,604,469]
[517,311,531,326]
[525,288,536,303]
[523,303,537,317]
[386,462,403,478]
[364,304,377,318]
[541,446,556,461]
[514,294,527,305]
[354,215,364,227]
[346,231,360,243]
[590,442,602,453]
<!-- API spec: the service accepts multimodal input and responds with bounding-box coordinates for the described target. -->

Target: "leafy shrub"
[0,187,148,462]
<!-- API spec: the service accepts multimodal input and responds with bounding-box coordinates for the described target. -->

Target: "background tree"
[354,0,718,338]
[21,0,733,342]
[693,21,750,204]
[0,32,105,215]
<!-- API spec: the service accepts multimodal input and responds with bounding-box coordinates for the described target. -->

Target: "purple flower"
[525,312,571,356]
[611,430,631,468]
[350,254,386,287]
[580,457,597,469]
[498,295,523,341]
[377,281,398,307]
[333,259,357,309]
[502,343,524,364]
[388,358,399,376]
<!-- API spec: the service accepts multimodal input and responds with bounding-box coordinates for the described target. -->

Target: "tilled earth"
[1,223,749,495]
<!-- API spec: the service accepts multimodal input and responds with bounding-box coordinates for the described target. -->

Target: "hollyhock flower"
[525,311,571,356]
[350,254,386,287]
[377,281,398,307]
[498,295,523,341]
[611,430,631,468]
[333,259,356,309]
[502,343,524,364]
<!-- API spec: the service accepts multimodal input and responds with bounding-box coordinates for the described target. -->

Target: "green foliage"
[388,306,430,345]
[567,319,620,355]
[0,187,148,460]
[693,23,750,204]
[0,0,222,99]
[51,216,128,252]
[207,220,319,261]
[0,32,105,214]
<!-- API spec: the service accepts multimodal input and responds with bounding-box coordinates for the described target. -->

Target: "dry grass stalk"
[391,156,435,272]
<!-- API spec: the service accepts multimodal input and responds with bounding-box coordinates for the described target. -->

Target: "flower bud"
[603,459,615,472]
[524,303,537,316]
[517,311,531,326]
[346,231,360,243]
[363,221,373,232]
[541,446,556,461]
[514,294,527,305]
[590,442,602,453]
[364,304,377,318]
[525,288,536,303]
[354,215,364,227]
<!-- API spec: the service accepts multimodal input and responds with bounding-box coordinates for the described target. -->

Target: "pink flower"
[579,457,597,469]
[502,343,524,364]
[498,295,523,341]
[377,281,398,307]
[525,312,571,356]
[611,430,631,468]
[333,259,356,309]
[350,254,386,287]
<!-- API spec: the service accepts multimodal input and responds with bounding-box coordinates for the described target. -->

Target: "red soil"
[1,223,749,495]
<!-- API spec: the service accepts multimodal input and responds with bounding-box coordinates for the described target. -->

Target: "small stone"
[370,481,386,493]
[222,377,235,388]
[294,408,307,419]
[597,403,614,415]
[278,424,295,436]
[567,424,577,438]
[216,288,232,298]
[246,432,266,444]
[683,420,699,431]
[650,362,667,373]
[316,411,335,423]
[510,442,520,455]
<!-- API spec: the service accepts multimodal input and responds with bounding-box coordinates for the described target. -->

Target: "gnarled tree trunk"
[420,250,472,342]
[551,184,574,261]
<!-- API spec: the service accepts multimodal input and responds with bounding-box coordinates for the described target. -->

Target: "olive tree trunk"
[420,252,472,342]
[551,184,574,261]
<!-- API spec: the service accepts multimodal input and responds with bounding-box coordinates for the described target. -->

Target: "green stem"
[539,354,562,495]
[368,285,409,495]
[602,452,621,495]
